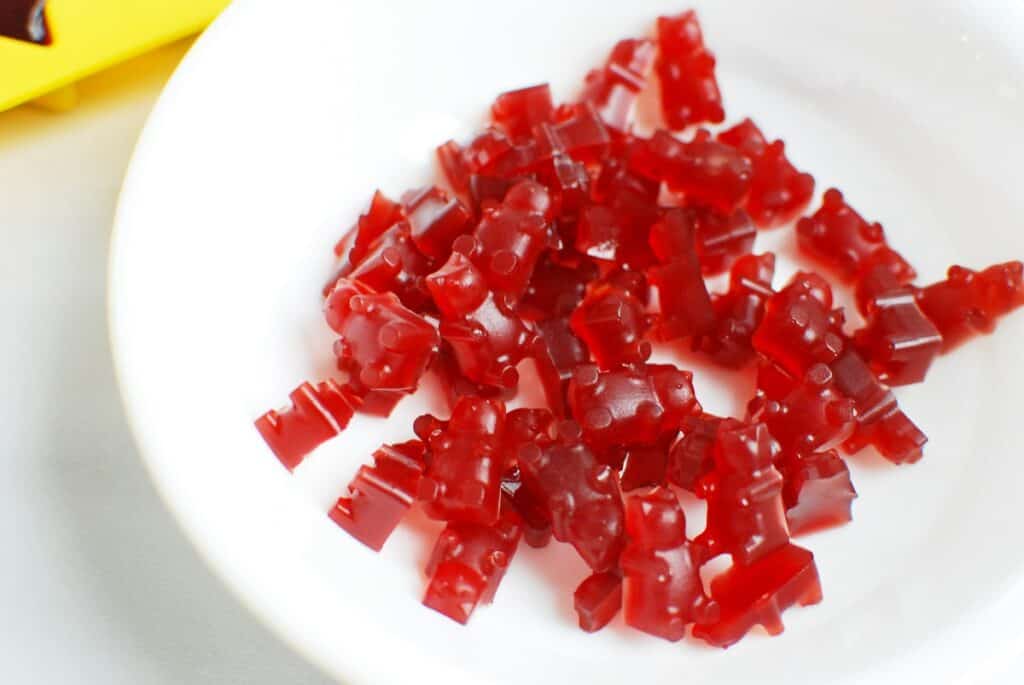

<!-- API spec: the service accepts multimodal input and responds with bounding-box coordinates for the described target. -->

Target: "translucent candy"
[758,364,856,454]
[692,205,757,276]
[854,287,942,386]
[574,571,623,632]
[646,209,716,340]
[576,204,652,267]
[692,543,823,648]
[778,449,857,537]
[402,186,473,261]
[619,432,675,492]
[324,278,440,404]
[622,488,718,641]
[582,38,657,133]
[416,397,506,525]
[254,380,361,471]
[423,504,523,624]
[520,255,596,320]
[655,11,725,129]
[535,316,590,415]
[570,285,650,369]
[329,440,427,551]
[697,422,790,565]
[340,189,405,263]
[718,119,814,228]
[915,261,1024,351]
[699,252,775,367]
[491,83,555,140]
[796,189,915,282]
[517,422,625,572]
[569,363,700,453]
[346,221,435,313]
[666,413,723,491]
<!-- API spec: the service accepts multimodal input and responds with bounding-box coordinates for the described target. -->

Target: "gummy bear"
[346,221,435,313]
[430,343,514,414]
[646,209,716,340]
[914,261,1024,352]
[796,189,915,283]
[698,252,775,367]
[402,186,473,261]
[581,38,657,133]
[416,397,506,525]
[534,316,590,415]
[329,440,427,551]
[618,432,675,492]
[655,11,725,129]
[516,422,625,572]
[691,205,757,276]
[339,189,405,263]
[491,83,555,140]
[569,285,651,369]
[254,380,361,471]
[697,422,790,565]
[758,364,856,454]
[622,488,718,641]
[422,503,523,624]
[718,119,815,228]
[574,571,623,632]
[665,413,723,491]
[778,449,857,537]
[575,204,654,267]
[568,363,700,454]
[854,286,942,386]
[692,543,822,648]
[324,278,440,410]
[436,139,472,199]
[520,255,597,320]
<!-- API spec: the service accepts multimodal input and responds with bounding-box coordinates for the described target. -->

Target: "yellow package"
[1,0,230,112]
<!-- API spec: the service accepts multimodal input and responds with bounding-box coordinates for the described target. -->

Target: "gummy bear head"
[648,364,699,423]
[715,422,779,474]
[323,277,376,334]
[625,487,687,549]
[427,251,489,317]
[449,396,505,437]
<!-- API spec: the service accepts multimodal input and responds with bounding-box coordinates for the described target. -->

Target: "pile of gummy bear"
[254,10,1024,647]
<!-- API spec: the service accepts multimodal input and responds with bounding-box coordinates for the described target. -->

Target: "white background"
[0,42,330,684]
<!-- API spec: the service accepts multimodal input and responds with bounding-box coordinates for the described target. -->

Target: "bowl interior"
[110,1,1024,683]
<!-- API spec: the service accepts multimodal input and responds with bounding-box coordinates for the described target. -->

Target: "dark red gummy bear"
[582,38,657,133]
[914,261,1024,352]
[692,543,822,648]
[574,571,623,633]
[718,119,815,228]
[516,422,625,572]
[427,250,540,390]
[491,83,555,140]
[255,380,361,471]
[759,364,856,454]
[622,488,718,642]
[699,252,776,367]
[697,422,791,565]
[655,11,725,130]
[416,397,506,525]
[829,348,927,464]
[618,432,676,491]
[646,209,716,340]
[423,503,523,624]
[402,186,474,261]
[519,255,596,321]
[346,221,435,313]
[666,413,723,491]
[854,286,942,386]
[778,449,857,537]
[329,440,427,551]
[752,272,846,378]
[796,189,915,283]
[324,279,439,410]
[568,363,700,454]
[570,285,651,369]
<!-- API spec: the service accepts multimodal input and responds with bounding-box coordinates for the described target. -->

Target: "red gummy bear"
[622,488,718,641]
[829,348,927,464]
[427,250,541,390]
[574,571,623,633]
[692,205,757,276]
[655,11,725,130]
[402,186,473,261]
[324,278,440,413]
[752,272,846,377]
[618,431,676,491]
[758,364,856,454]
[914,261,1024,352]
[666,413,723,491]
[422,503,523,624]
[698,422,791,565]
[796,189,915,283]
[329,440,427,551]
[570,285,651,369]
[647,209,716,340]
[692,543,822,648]
[699,252,776,367]
[338,189,405,262]
[778,449,857,537]
[582,38,657,133]
[416,397,506,525]
[718,119,815,228]
[519,255,596,321]
[535,316,590,414]
[346,221,435,313]
[568,363,700,454]
[516,422,625,572]
[255,380,361,471]
[854,286,942,386]
[491,83,555,140]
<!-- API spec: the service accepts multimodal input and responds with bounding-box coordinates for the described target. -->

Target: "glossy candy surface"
[699,252,775,367]
[570,285,650,369]
[854,286,942,386]
[255,380,360,470]
[759,364,856,454]
[655,11,724,129]
[582,38,656,133]
[574,571,623,632]
[778,449,857,536]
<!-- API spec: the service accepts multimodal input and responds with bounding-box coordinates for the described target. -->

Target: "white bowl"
[109,1,1024,683]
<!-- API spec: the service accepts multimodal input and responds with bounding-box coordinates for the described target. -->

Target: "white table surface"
[2,36,1022,685]
[0,41,331,685]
